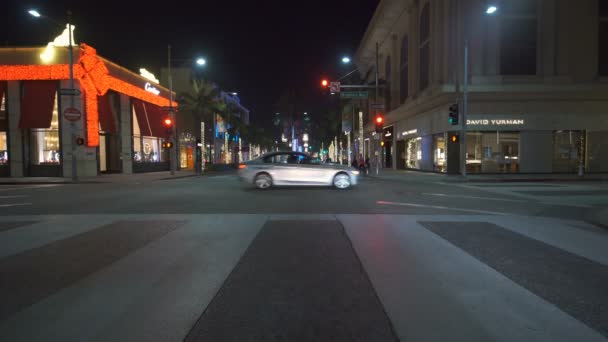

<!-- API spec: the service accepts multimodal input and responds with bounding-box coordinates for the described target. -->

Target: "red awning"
[145,103,168,138]
[98,93,116,133]
[0,82,7,132]
[19,81,57,129]
[131,98,152,136]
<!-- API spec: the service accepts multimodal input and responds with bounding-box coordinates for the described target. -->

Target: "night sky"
[2,0,379,129]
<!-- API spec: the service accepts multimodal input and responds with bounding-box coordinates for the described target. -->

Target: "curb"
[0,181,105,185]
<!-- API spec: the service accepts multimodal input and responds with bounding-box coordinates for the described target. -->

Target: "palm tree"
[179,78,226,164]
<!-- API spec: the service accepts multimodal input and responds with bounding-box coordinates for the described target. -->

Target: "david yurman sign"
[467,119,525,125]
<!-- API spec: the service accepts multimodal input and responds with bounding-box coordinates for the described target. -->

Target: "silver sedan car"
[238,151,359,189]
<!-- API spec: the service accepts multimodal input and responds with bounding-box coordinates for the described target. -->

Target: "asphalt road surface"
[0,173,607,341]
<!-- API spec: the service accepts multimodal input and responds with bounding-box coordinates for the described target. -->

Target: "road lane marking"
[0,184,63,192]
[0,203,32,207]
[0,195,28,199]
[376,200,508,215]
[422,193,528,203]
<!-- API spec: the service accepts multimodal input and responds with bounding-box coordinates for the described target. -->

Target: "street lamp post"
[167,45,176,175]
[461,4,499,177]
[165,52,207,174]
[29,9,78,181]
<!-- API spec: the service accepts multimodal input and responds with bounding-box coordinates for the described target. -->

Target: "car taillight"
[238,164,247,169]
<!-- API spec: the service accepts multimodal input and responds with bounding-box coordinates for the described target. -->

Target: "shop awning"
[19,80,57,129]
[132,98,168,138]
[98,93,116,133]
[0,82,7,132]
[131,98,152,137]
[145,103,168,138]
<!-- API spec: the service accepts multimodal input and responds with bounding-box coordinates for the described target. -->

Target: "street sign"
[340,91,368,99]
[59,88,81,96]
[329,81,341,93]
[161,106,178,112]
[63,107,82,122]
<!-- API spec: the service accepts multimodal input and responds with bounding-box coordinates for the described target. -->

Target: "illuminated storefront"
[393,112,608,174]
[0,43,174,177]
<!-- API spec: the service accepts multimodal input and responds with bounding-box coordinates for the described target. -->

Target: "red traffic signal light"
[374,115,384,133]
[321,79,329,87]
[163,117,173,128]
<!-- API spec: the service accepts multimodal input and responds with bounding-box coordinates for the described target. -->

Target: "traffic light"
[449,103,459,125]
[163,117,174,135]
[374,114,384,133]
[449,133,459,143]
[321,79,329,88]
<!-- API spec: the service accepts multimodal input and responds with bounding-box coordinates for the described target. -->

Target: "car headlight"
[352,170,360,175]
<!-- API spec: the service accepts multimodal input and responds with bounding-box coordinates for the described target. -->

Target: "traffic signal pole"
[375,42,380,175]
[461,39,468,177]
[168,45,176,175]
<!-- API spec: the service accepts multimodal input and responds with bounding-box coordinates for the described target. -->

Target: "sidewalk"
[0,170,199,185]
[367,168,608,183]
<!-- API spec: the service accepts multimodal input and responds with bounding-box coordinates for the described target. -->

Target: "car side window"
[286,154,300,164]
[264,154,289,164]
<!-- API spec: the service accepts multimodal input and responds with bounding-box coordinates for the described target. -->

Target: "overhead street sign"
[59,88,81,96]
[329,81,340,93]
[340,91,368,99]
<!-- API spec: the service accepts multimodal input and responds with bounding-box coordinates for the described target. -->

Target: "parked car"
[238,151,359,189]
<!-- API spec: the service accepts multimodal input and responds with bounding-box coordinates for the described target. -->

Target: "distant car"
[238,151,359,189]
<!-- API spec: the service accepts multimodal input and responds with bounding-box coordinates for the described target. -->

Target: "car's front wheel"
[254,173,272,189]
[333,173,351,189]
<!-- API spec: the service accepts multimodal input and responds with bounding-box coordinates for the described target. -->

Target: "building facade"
[356,0,608,174]
[0,44,175,177]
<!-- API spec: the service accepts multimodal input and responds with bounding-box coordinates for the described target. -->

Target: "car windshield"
[2,1,607,342]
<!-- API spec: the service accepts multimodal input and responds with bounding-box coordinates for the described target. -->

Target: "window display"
[466,131,519,173]
[0,93,7,165]
[433,134,446,172]
[553,130,582,172]
[30,93,60,165]
[405,137,422,169]
[132,105,166,163]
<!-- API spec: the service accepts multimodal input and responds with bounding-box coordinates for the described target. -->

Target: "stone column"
[119,94,133,174]
[7,81,23,177]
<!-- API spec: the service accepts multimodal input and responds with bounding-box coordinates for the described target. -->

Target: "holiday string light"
[0,43,175,146]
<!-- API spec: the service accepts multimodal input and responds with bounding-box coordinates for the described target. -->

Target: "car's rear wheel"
[254,173,272,189]
[333,173,351,189]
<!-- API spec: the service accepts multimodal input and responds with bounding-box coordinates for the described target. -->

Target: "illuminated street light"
[28,9,41,17]
[342,56,351,64]
[486,5,498,14]
[196,58,206,66]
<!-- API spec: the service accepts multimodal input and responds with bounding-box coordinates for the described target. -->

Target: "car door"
[262,153,291,185]
[295,154,328,184]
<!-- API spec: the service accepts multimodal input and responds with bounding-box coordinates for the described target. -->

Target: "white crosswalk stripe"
[0,214,606,342]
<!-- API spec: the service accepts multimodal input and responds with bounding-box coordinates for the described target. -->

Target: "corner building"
[356,0,608,174]
[0,44,174,177]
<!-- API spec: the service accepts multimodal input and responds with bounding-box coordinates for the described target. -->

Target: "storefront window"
[586,131,608,173]
[30,93,60,165]
[553,130,582,172]
[132,105,167,163]
[466,131,520,173]
[433,134,446,172]
[405,137,422,169]
[0,92,7,164]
